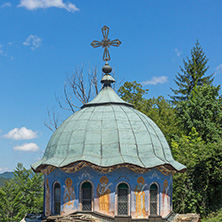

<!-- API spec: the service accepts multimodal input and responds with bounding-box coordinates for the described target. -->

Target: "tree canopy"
[118,81,149,112]
[177,84,222,142]
[170,40,214,103]
[171,130,222,215]
[118,80,222,216]
[0,163,43,221]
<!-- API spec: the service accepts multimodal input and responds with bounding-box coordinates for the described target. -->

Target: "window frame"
[53,181,61,215]
[79,180,94,211]
[115,181,131,216]
[149,182,159,216]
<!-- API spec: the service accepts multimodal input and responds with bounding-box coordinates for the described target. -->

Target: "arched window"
[117,183,129,215]
[81,182,92,211]
[150,183,158,215]
[54,182,61,215]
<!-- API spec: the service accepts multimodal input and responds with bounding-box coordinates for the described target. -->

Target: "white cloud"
[174,48,182,57]
[0,2,11,8]
[216,64,222,73]
[141,76,168,86]
[0,167,9,173]
[3,127,38,140]
[23,35,42,50]
[13,143,40,152]
[18,0,79,13]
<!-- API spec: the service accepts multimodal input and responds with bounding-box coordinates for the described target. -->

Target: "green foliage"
[170,40,214,103]
[202,209,222,222]
[177,84,222,142]
[145,96,184,142]
[118,81,183,141]
[172,130,222,215]
[169,40,222,216]
[119,80,222,216]
[0,163,44,221]
[118,81,149,112]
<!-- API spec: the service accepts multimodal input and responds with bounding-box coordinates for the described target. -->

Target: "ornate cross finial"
[91,25,121,61]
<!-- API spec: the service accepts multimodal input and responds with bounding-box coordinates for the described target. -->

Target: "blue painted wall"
[44,166,172,219]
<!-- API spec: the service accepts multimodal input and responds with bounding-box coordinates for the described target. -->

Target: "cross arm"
[91,40,102,48]
[109,39,121,47]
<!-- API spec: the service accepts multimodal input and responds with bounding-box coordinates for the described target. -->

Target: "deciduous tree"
[45,65,99,131]
[177,84,222,142]
[118,81,149,112]
[172,129,222,215]
[145,96,184,142]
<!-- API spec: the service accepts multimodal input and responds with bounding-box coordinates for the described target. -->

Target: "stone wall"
[171,213,201,222]
[40,213,201,222]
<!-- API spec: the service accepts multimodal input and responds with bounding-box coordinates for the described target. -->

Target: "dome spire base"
[102,61,112,74]
[101,62,115,87]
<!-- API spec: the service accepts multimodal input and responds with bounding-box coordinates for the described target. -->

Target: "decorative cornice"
[41,161,175,176]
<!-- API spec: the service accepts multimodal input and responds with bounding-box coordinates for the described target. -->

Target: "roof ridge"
[81,86,134,109]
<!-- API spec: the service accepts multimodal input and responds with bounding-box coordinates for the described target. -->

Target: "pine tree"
[170,40,214,103]
[0,163,43,221]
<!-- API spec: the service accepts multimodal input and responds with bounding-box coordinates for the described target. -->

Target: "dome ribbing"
[32,85,186,173]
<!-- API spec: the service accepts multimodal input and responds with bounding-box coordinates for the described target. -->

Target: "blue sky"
[0,0,222,173]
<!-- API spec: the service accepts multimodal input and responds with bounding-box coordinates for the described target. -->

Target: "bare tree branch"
[45,65,99,131]
[44,108,61,132]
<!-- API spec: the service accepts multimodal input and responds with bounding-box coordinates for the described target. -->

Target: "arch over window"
[117,183,129,215]
[81,182,92,211]
[53,182,61,215]
[150,183,158,215]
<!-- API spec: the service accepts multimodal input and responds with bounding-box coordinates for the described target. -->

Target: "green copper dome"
[32,80,186,173]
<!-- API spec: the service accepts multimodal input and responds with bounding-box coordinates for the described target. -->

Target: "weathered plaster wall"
[44,166,172,219]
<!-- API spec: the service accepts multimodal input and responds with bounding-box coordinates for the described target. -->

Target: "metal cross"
[91,25,121,61]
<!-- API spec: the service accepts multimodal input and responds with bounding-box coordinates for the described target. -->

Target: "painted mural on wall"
[45,178,51,216]
[45,166,173,219]
[62,178,75,214]
[161,179,170,216]
[135,177,148,218]
[97,176,113,214]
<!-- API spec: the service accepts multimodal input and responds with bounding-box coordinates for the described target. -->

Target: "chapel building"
[32,26,186,222]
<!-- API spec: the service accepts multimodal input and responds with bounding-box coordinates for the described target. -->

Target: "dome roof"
[32,83,186,173]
